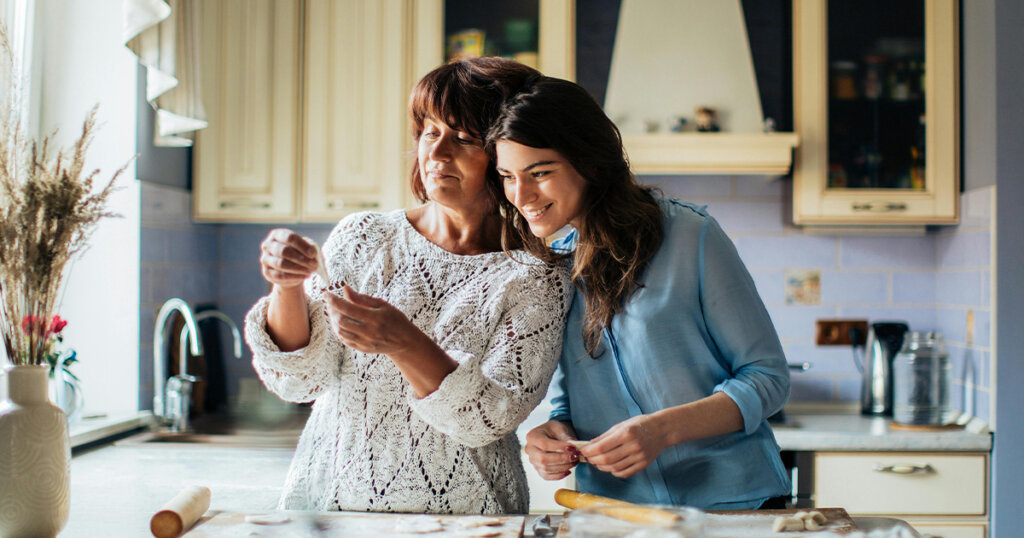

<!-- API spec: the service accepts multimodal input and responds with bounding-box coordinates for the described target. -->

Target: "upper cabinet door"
[792,0,959,225]
[301,0,415,221]
[412,0,574,82]
[194,0,301,222]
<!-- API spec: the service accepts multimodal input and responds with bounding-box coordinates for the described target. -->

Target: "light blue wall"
[141,176,990,422]
[992,0,1024,534]
[649,176,992,415]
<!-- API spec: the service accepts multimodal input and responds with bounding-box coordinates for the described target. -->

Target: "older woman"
[245,58,571,514]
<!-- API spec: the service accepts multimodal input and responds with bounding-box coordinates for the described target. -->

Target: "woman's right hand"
[524,420,580,480]
[259,229,318,290]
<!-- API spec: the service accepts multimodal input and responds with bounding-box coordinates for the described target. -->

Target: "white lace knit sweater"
[245,210,571,514]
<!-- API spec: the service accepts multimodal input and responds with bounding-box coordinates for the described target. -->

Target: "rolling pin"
[150,485,211,538]
[554,488,682,525]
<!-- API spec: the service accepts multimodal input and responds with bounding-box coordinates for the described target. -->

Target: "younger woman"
[488,77,791,510]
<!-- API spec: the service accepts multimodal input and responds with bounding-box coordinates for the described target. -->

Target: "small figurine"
[669,116,688,133]
[695,107,720,132]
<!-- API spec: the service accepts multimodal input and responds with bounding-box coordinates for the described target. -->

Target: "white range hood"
[605,0,798,175]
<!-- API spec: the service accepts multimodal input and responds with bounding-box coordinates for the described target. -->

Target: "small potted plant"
[23,314,84,423]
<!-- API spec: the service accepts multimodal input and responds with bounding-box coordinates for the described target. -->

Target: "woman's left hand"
[579,414,669,478]
[324,285,419,355]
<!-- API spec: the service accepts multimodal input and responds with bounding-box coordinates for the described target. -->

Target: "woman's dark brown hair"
[407,57,541,204]
[486,77,664,358]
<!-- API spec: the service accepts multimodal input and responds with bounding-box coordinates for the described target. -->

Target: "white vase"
[0,365,71,538]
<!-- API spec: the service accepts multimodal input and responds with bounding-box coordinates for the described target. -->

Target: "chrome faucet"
[153,298,203,421]
[166,310,244,432]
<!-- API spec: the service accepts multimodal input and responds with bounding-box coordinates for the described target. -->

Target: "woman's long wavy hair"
[486,77,663,358]
[407,57,541,208]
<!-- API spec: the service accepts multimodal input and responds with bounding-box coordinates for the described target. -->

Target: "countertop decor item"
[0,27,124,368]
[0,23,125,537]
[0,364,71,537]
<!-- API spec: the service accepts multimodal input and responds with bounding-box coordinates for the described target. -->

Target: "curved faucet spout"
[154,298,203,419]
[195,310,243,359]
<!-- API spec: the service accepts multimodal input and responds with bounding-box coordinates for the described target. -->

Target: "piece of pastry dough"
[772,516,804,532]
[244,513,291,525]
[566,439,591,462]
[394,517,445,534]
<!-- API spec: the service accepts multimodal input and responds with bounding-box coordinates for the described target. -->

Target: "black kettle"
[854,321,909,416]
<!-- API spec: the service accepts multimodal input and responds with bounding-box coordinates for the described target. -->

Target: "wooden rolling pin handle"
[554,488,682,525]
[150,485,211,538]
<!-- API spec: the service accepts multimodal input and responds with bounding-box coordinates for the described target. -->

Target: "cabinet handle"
[219,200,272,209]
[327,201,380,209]
[851,202,908,212]
[872,463,934,475]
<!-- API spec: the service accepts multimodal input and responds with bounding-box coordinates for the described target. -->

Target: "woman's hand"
[579,414,669,478]
[324,286,457,397]
[524,420,580,480]
[259,229,318,290]
[324,285,421,355]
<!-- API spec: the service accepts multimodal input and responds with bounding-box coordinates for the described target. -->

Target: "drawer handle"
[219,200,272,209]
[872,463,934,475]
[327,201,381,209]
[851,202,908,212]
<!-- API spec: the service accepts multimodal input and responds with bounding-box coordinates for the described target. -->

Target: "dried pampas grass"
[0,24,128,365]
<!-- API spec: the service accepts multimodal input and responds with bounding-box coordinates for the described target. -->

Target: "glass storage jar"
[893,331,953,425]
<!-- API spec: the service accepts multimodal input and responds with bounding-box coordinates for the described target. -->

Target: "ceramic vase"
[0,365,71,538]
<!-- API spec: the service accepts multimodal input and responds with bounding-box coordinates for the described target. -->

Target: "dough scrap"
[456,517,504,528]
[394,517,445,534]
[772,516,804,532]
[244,513,291,525]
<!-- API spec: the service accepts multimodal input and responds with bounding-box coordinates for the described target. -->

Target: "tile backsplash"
[140,178,994,422]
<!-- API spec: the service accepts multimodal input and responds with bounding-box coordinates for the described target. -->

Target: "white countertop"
[772,412,992,452]
[60,410,990,536]
[64,443,292,537]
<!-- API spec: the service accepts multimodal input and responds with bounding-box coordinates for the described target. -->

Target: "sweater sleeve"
[408,262,572,448]
[699,217,791,434]
[244,292,345,403]
[243,215,362,404]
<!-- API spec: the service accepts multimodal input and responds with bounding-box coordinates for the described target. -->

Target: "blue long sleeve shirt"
[549,195,791,510]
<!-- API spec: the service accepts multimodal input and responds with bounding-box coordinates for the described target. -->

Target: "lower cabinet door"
[908,521,986,538]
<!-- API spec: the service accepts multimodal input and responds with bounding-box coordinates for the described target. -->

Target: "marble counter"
[772,412,992,452]
[64,444,292,537]
[60,410,990,536]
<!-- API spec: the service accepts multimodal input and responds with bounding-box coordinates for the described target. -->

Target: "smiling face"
[417,118,491,209]
[495,140,587,238]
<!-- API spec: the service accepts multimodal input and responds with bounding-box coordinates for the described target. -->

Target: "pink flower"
[20,314,44,336]
[49,315,67,335]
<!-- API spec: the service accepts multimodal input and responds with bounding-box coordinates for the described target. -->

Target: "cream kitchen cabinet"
[814,452,988,537]
[411,0,574,82]
[194,0,419,222]
[194,0,302,221]
[792,0,960,226]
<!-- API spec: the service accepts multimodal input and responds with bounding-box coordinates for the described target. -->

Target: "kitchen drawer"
[814,452,987,516]
[907,521,986,538]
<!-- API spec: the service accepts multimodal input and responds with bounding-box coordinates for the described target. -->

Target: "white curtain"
[1,0,35,135]
[123,0,206,147]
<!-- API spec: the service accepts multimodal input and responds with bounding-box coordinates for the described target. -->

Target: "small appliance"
[854,321,909,416]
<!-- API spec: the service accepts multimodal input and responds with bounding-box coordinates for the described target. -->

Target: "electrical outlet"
[815,319,869,346]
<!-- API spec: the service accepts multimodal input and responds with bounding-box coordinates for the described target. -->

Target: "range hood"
[605,0,798,175]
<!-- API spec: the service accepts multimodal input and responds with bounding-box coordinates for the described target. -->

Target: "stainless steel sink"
[118,430,300,449]
[116,409,307,449]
